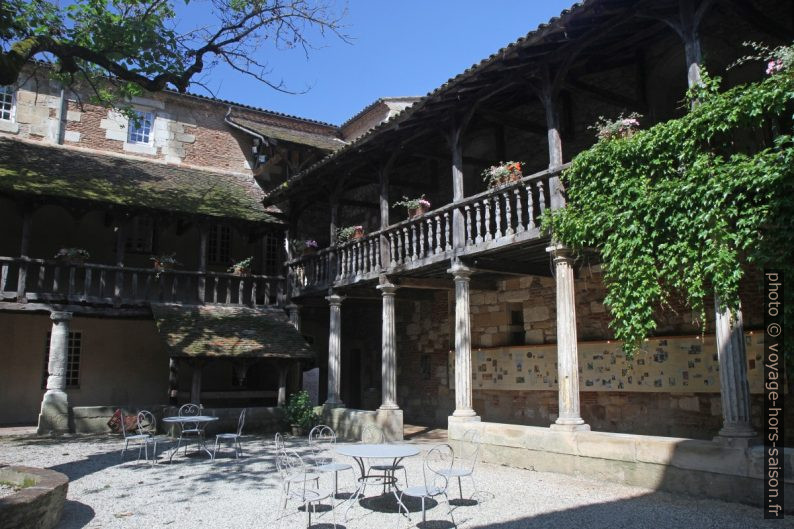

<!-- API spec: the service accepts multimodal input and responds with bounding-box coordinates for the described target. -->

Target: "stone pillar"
[277,363,288,407]
[37,311,73,434]
[714,296,756,443]
[325,293,344,407]
[548,245,589,431]
[447,263,479,420]
[377,282,399,410]
[286,303,301,331]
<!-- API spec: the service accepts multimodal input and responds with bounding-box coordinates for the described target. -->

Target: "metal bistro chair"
[398,443,455,526]
[362,425,409,490]
[308,425,353,497]
[173,403,204,457]
[275,449,337,529]
[274,431,286,451]
[137,410,172,465]
[439,429,482,506]
[274,432,319,497]
[212,408,246,461]
[120,410,149,462]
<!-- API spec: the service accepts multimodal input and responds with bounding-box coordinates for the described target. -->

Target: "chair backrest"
[178,403,200,417]
[236,408,247,436]
[460,429,481,472]
[361,425,384,444]
[274,432,285,451]
[120,410,138,438]
[276,449,311,497]
[423,444,454,495]
[308,425,336,466]
[136,410,157,436]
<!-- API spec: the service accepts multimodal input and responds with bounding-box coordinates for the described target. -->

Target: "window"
[208,224,231,264]
[127,110,154,144]
[0,85,14,122]
[262,232,281,276]
[42,331,82,389]
[125,216,155,254]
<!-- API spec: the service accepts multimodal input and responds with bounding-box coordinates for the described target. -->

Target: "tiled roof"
[227,114,346,151]
[151,303,315,359]
[0,137,276,223]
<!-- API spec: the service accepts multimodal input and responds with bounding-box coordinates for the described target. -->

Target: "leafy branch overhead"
[0,0,349,106]
[544,58,794,356]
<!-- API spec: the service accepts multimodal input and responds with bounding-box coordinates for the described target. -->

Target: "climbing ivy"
[544,66,794,356]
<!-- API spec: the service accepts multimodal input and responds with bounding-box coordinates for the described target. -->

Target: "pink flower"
[766,59,784,75]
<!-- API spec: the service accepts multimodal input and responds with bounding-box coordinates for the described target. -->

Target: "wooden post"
[16,207,32,302]
[198,224,208,303]
[450,126,466,248]
[277,363,288,407]
[379,166,391,267]
[329,196,340,280]
[113,218,126,306]
[168,358,179,405]
[539,68,566,210]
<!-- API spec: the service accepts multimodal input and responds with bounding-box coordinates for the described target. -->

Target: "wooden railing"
[286,165,563,295]
[0,257,285,308]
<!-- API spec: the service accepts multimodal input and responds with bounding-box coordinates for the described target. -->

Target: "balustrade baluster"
[0,263,8,293]
[98,269,105,298]
[474,203,483,243]
[537,181,546,215]
[494,194,503,238]
[504,191,514,236]
[212,276,219,303]
[483,199,492,241]
[425,219,433,257]
[411,224,418,261]
[251,279,257,307]
[264,280,271,305]
[131,273,138,301]
[434,216,442,253]
[171,275,178,302]
[465,205,473,246]
[444,212,452,251]
[37,265,45,289]
[389,233,397,267]
[238,278,244,305]
[526,183,535,230]
[68,267,76,299]
[84,268,92,301]
[225,278,232,304]
[363,241,369,273]
[515,188,525,233]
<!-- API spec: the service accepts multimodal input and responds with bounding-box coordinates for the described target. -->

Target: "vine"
[544,62,794,358]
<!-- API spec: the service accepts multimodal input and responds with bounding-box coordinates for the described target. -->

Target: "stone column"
[37,311,73,434]
[448,263,478,420]
[277,363,289,407]
[286,303,301,331]
[377,282,399,410]
[325,293,344,407]
[714,296,756,443]
[548,245,589,431]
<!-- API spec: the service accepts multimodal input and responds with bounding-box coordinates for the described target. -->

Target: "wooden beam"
[339,199,379,210]
[0,302,152,317]
[409,151,495,167]
[727,0,792,43]
[565,78,643,111]
[393,277,498,291]
[464,257,553,278]
[479,110,547,136]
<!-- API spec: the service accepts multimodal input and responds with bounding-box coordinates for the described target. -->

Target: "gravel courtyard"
[0,433,787,529]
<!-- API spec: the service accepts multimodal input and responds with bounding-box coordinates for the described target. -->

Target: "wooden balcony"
[286,165,566,297]
[0,256,285,312]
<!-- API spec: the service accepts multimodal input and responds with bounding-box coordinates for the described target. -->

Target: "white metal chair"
[274,432,320,495]
[274,431,286,451]
[212,408,246,460]
[137,410,171,465]
[308,425,353,497]
[120,410,149,462]
[362,425,409,489]
[173,403,204,457]
[275,448,337,529]
[439,429,482,504]
[398,443,455,526]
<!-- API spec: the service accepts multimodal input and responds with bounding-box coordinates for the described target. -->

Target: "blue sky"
[181,1,574,126]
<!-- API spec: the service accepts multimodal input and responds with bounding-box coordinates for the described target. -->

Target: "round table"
[335,443,420,518]
[162,416,219,461]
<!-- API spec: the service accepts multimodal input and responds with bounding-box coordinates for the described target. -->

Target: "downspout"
[224,107,272,178]
[56,88,68,145]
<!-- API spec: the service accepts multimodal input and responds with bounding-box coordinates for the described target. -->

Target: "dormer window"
[128,110,154,144]
[0,86,15,122]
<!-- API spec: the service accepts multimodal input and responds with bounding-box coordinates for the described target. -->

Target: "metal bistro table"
[162,415,219,462]
[335,443,420,519]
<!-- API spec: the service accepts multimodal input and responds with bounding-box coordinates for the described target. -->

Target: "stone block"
[63,131,80,143]
[0,121,19,133]
[499,290,529,302]
[524,306,550,322]
[174,132,196,143]
[576,431,637,462]
[525,330,544,344]
[65,110,81,122]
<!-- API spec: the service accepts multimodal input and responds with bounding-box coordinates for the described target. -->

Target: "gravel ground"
[0,433,788,529]
[0,483,17,498]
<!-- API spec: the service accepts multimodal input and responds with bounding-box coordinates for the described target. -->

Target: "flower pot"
[290,424,304,437]
[353,228,365,239]
[232,268,251,277]
[301,248,317,257]
[154,262,173,272]
[408,205,429,219]
[59,257,85,266]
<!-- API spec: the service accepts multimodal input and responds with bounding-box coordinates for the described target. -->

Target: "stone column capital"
[376,282,398,296]
[325,294,344,306]
[447,263,473,280]
[50,311,73,323]
[546,244,574,263]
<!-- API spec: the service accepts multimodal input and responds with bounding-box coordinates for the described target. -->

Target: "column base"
[449,413,481,424]
[323,400,346,410]
[37,390,70,435]
[714,424,758,448]
[550,420,590,432]
[378,404,401,411]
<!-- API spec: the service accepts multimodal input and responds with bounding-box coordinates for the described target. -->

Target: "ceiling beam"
[479,109,547,136]
[393,277,498,291]
[463,257,553,278]
[565,78,644,111]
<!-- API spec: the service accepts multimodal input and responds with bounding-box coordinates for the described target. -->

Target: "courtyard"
[0,431,786,529]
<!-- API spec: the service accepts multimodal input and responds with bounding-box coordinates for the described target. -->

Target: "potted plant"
[150,252,180,273]
[54,248,90,265]
[590,112,642,141]
[394,195,432,219]
[482,161,523,189]
[228,256,253,276]
[301,240,319,256]
[337,225,364,243]
[285,390,317,436]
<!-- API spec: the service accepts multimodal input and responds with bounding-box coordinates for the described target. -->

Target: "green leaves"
[545,69,794,358]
